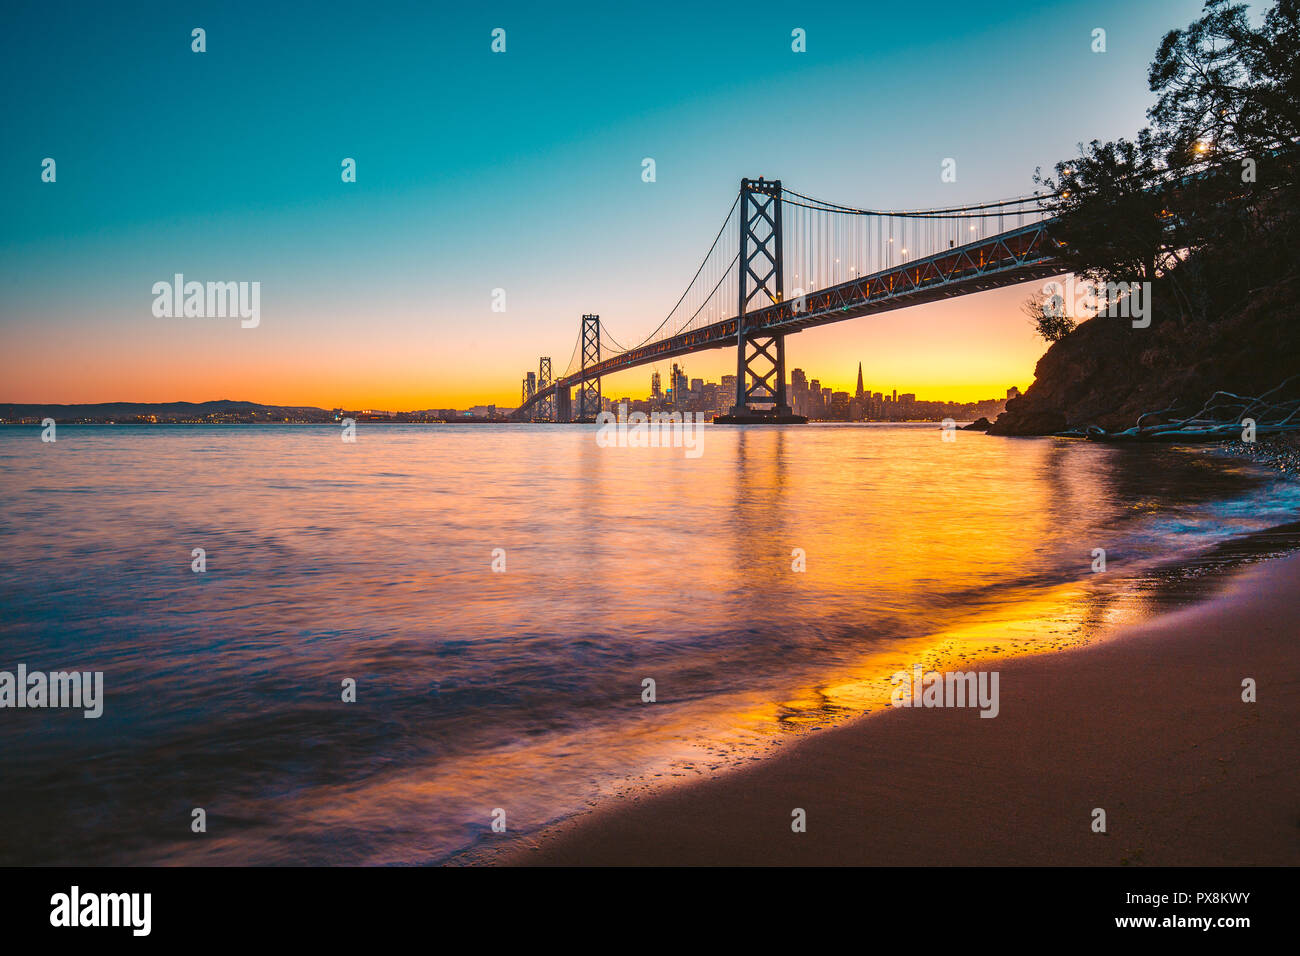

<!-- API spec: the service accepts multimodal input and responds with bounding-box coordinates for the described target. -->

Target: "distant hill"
[0,400,334,423]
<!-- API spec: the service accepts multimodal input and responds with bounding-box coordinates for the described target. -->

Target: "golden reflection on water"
[748,578,1150,738]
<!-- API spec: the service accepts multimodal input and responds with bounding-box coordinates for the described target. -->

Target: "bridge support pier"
[716,332,801,423]
[521,373,536,418]
[577,313,602,422]
[537,357,553,422]
[716,177,805,425]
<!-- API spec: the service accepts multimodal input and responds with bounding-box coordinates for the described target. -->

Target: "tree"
[1148,0,1300,158]
[1021,293,1076,343]
[1033,132,1169,288]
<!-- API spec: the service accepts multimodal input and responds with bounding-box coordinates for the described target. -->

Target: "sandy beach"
[508,552,1300,866]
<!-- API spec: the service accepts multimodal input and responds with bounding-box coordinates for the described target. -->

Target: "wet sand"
[507,553,1300,866]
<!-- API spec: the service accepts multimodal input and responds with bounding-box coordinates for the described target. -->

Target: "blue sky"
[1,0,1212,406]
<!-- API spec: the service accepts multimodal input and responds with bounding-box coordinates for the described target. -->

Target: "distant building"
[790,368,810,417]
[672,364,689,406]
[702,382,721,414]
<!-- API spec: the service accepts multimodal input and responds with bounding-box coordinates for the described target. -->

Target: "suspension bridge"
[512,177,1065,423]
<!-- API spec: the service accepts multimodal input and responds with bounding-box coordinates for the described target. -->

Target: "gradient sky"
[1,0,1211,409]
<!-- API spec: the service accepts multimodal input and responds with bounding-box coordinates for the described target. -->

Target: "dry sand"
[507,553,1300,866]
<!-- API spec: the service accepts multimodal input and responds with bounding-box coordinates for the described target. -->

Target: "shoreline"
[502,549,1300,866]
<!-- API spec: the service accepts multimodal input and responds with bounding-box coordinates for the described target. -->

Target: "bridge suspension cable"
[594,190,742,357]
[778,188,1052,303]
[559,328,583,379]
[782,187,1047,218]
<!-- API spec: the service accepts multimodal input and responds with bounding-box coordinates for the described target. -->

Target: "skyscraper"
[670,364,689,407]
[791,368,810,418]
[855,362,865,399]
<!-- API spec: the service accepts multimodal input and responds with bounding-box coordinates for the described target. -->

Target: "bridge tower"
[718,177,804,424]
[537,357,553,422]
[578,313,601,421]
[522,371,536,415]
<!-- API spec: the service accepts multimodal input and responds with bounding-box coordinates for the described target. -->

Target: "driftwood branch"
[1064,374,1300,441]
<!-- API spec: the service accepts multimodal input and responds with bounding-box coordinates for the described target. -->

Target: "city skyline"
[595,360,1017,423]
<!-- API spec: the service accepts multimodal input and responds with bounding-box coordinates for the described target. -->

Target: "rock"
[988,407,1067,436]
[961,417,993,431]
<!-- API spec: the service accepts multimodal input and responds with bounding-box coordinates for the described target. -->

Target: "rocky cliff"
[989,275,1300,436]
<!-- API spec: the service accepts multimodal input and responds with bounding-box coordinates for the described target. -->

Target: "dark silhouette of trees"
[1149,0,1300,157]
[1033,0,1300,327]
[1033,133,1168,289]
